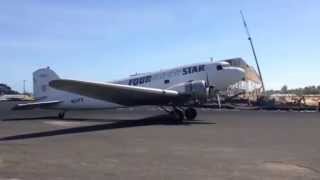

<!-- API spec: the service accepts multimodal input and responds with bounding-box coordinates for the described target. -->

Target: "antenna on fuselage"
[240,10,266,94]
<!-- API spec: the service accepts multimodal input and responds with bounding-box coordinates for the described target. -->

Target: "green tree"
[281,85,288,93]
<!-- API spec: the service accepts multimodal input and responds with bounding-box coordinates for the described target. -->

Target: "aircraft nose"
[217,67,245,89]
[225,66,246,81]
[232,67,245,80]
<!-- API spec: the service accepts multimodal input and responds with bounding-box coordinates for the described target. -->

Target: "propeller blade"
[206,73,210,87]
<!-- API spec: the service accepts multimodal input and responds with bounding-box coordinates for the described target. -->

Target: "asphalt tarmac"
[0,101,320,180]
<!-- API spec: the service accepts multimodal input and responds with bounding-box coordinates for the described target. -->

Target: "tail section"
[33,67,61,100]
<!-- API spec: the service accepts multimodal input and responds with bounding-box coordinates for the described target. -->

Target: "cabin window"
[216,65,223,71]
[164,79,170,84]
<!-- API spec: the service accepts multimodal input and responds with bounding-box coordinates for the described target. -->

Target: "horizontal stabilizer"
[12,100,62,110]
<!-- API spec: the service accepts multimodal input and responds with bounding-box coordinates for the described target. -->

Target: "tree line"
[266,85,320,96]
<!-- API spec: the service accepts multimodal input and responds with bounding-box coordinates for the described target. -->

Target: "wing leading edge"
[49,79,187,106]
[12,100,62,110]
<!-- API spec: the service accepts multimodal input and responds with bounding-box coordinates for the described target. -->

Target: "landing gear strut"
[185,108,197,120]
[171,109,184,123]
[58,111,65,119]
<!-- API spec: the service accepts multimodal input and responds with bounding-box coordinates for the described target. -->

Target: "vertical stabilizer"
[33,67,60,100]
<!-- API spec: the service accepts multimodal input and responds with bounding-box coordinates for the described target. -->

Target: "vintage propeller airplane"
[13,61,245,122]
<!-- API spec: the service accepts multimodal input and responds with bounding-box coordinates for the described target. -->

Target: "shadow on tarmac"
[0,114,215,141]
[3,116,120,123]
[3,116,64,121]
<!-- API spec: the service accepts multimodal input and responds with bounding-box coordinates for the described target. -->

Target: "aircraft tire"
[185,108,197,120]
[58,112,65,119]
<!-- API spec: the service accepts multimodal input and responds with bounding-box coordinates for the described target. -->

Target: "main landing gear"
[185,108,197,120]
[171,108,184,123]
[162,107,197,123]
[58,111,66,119]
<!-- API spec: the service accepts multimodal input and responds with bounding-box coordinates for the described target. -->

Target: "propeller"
[206,72,221,109]
[206,72,214,100]
[206,72,210,87]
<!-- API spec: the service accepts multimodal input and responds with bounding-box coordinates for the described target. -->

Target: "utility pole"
[240,10,266,94]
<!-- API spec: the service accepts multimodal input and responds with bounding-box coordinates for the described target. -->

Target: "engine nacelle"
[168,80,208,103]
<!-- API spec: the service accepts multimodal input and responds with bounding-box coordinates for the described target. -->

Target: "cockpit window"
[216,65,223,71]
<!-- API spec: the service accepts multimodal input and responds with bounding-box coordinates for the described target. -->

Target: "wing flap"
[12,100,62,110]
[49,79,184,106]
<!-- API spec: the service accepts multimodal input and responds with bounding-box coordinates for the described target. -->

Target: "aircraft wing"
[50,79,187,106]
[12,100,62,110]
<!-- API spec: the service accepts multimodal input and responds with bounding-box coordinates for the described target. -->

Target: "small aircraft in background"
[13,61,245,122]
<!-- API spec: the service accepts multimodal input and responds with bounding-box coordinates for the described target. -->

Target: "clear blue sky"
[1,0,319,92]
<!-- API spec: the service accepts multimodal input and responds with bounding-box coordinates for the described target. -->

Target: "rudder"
[33,67,60,100]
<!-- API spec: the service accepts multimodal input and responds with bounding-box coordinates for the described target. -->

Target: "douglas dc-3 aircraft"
[13,61,245,122]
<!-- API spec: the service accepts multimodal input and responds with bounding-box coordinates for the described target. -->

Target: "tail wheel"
[185,108,197,120]
[58,112,65,119]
